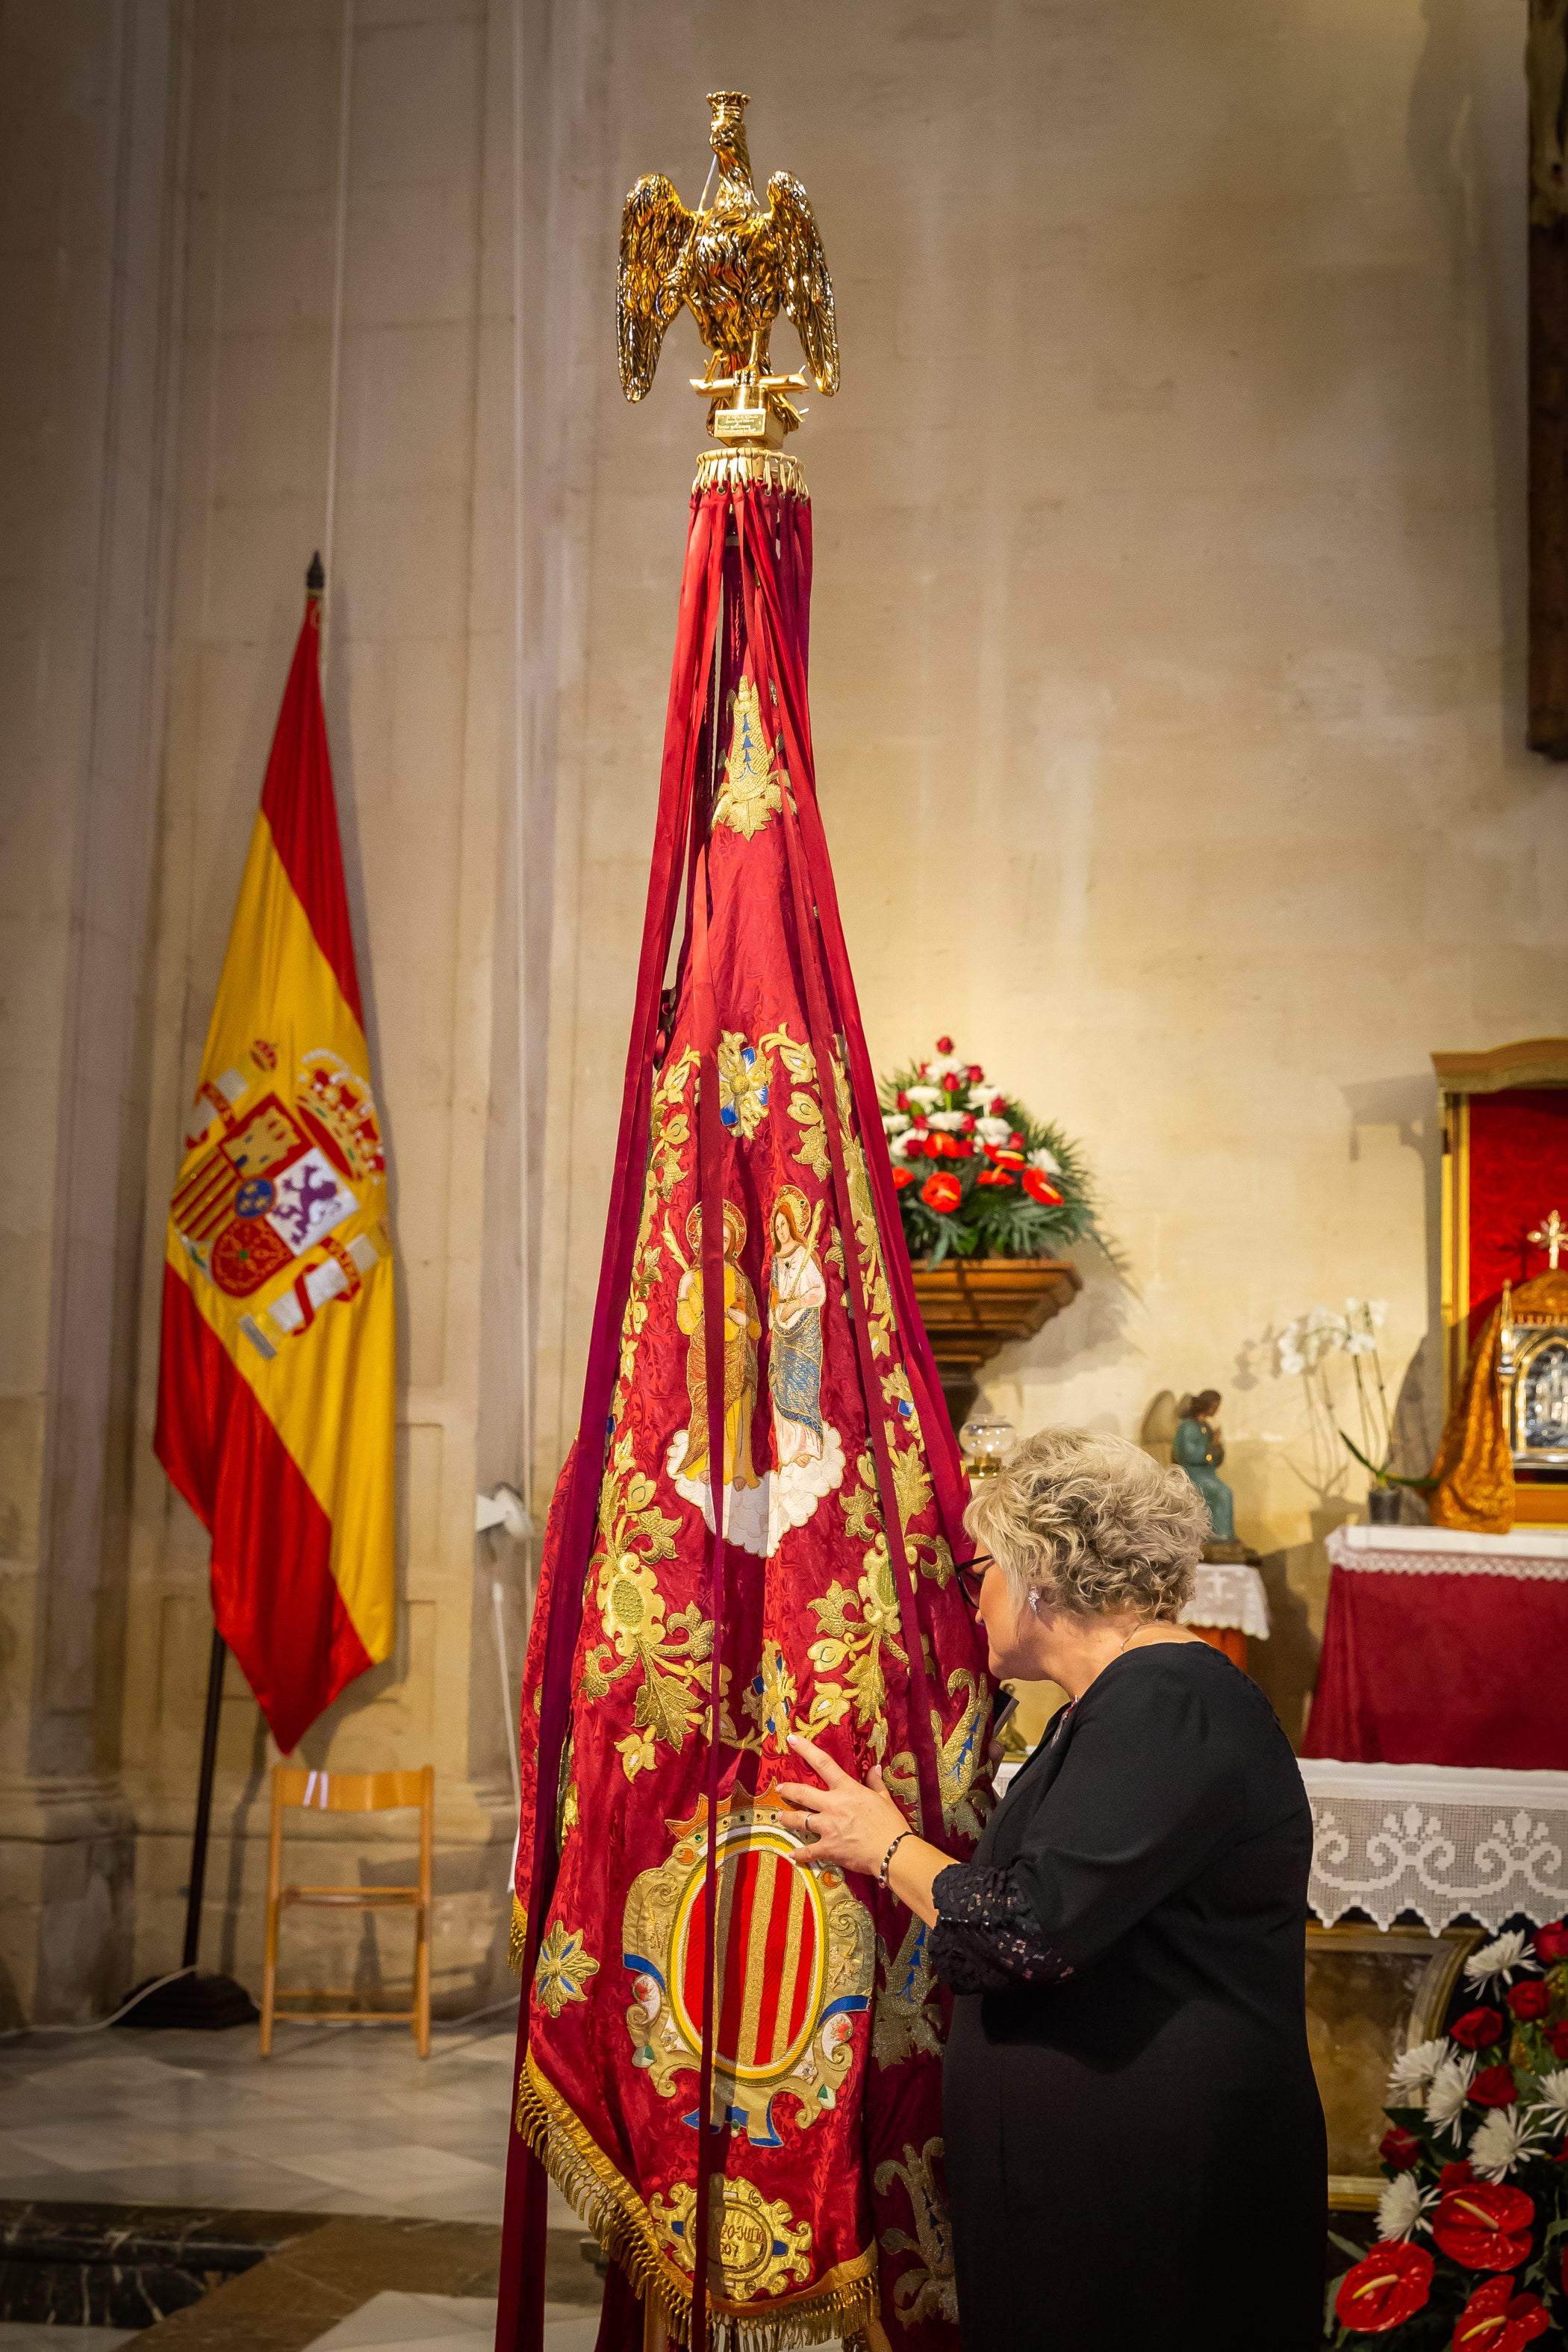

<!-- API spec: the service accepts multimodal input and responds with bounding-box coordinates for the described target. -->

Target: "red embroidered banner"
[496,484,991,2352]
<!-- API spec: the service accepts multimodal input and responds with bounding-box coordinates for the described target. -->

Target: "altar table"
[1303,1522,1568,1771]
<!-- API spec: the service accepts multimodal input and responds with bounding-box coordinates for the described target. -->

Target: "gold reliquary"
[1499,1278,1568,1478]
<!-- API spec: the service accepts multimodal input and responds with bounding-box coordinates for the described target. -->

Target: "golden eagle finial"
[617,92,839,450]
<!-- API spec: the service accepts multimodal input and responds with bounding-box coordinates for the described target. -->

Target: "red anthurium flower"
[1469,2065,1518,2109]
[1379,2125,1422,2171]
[1452,2277,1549,2351]
[1545,2020,1568,2061]
[1452,2009,1505,2049]
[934,1036,953,1054]
[895,1091,910,1112]
[1334,2241,1434,2332]
[1022,1167,1064,1207]
[891,1166,915,1190]
[984,1144,1025,1167]
[921,1172,962,1214]
[1508,1980,1549,2022]
[1440,2162,1476,2193]
[925,1133,963,1159]
[1434,2184,1534,2271]
[974,1169,1016,1189]
[1533,1920,1568,1964]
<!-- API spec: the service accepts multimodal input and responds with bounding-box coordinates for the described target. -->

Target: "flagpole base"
[116,1973,260,2031]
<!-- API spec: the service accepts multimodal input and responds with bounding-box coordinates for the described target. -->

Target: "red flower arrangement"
[1328,1925,1568,2345]
[878,1035,1114,1269]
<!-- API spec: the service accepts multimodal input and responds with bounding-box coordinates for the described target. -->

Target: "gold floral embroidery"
[873,1914,942,2069]
[612,1048,697,1419]
[534,1920,600,2017]
[873,2138,958,2327]
[717,1030,772,1139]
[886,1669,992,1840]
[712,676,785,840]
[583,1434,714,1781]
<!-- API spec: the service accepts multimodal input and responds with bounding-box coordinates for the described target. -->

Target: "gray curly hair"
[963,1427,1207,1620]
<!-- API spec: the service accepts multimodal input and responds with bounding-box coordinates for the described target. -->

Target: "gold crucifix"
[1529,1207,1568,1268]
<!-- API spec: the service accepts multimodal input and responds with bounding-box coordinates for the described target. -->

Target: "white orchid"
[1423,2050,1478,2140]
[1533,2065,1568,2127]
[1375,2173,1434,2241]
[904,1085,942,1110]
[1469,2105,1552,2181]
[1387,2038,1449,2101]
[1464,1930,1534,1990]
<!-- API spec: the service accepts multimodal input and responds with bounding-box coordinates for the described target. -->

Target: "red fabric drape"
[496,485,986,2352]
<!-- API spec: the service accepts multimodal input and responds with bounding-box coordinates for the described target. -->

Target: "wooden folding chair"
[260,1764,434,2058]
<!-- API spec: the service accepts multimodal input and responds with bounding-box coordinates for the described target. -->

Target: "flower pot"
[1366,1484,1402,1525]
[908,1257,1083,1429]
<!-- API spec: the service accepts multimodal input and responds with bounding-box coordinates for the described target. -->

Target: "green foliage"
[877,1040,1120,1270]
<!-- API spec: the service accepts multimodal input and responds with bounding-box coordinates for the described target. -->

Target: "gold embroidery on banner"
[612,1048,698,1422]
[714,677,785,839]
[717,1031,773,1139]
[534,1920,600,2017]
[653,2177,812,2301]
[872,1914,942,2069]
[621,1793,874,2148]
[583,1434,714,1782]
[886,1669,992,1841]
[873,2138,959,2328]
[514,2046,880,2350]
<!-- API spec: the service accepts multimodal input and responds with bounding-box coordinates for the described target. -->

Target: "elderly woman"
[779,1429,1324,2350]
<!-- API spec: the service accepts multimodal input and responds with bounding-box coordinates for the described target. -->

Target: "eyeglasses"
[956,1553,995,1610]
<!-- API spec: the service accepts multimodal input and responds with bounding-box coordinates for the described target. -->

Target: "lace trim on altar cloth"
[1179,1561,1272,1637]
[928,1862,1074,1994]
[1301,1762,1568,1933]
[1325,1527,1568,1581]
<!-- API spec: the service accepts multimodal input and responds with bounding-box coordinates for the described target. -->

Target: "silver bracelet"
[878,1828,912,1888]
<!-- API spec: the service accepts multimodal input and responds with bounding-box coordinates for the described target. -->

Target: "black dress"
[933,1642,1325,2350]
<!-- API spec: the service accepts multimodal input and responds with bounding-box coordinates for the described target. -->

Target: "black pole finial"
[306,551,326,592]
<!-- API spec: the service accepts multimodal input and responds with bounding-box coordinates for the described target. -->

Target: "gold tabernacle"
[617,90,839,469]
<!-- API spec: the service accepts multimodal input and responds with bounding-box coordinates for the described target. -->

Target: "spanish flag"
[155,585,394,1752]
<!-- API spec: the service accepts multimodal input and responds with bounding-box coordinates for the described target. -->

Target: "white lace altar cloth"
[1325,1522,1568,1579]
[1179,1562,1271,1638]
[1301,1758,1568,1932]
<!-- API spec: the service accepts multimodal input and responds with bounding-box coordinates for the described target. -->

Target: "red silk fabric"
[1466,1088,1568,1328]
[497,487,988,2352]
[1304,1551,1568,1767]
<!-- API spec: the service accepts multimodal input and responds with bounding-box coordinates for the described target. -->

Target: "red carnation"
[1533,1919,1568,1964]
[934,1036,953,1054]
[911,1112,929,1129]
[1022,1166,1064,1207]
[895,1090,910,1111]
[1440,2161,1475,2193]
[1334,2241,1434,2332]
[1545,2020,1568,2061]
[1452,2278,1549,2351]
[1469,2065,1518,2109]
[891,1166,915,1190]
[1009,1130,1024,1148]
[1452,2009,1505,2050]
[1433,2183,1534,2271]
[921,1172,962,1214]
[940,1069,962,1095]
[1379,2125,1422,2172]
[966,1063,984,1082]
[960,1113,977,1133]
[1508,1979,1549,2022]
[989,1095,1008,1115]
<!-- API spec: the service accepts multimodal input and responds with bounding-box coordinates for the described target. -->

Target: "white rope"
[511,0,535,1523]
[320,0,355,675]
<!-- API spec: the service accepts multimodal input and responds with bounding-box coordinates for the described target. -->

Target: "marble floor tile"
[302,2297,599,2352]
[0,2328,140,2350]
[273,2149,503,2199]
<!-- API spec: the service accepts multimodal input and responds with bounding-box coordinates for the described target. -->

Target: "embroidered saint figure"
[768,1186,827,1470]
[673,1200,761,1490]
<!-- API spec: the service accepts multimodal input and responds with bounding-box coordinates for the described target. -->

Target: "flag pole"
[180,1628,228,1970]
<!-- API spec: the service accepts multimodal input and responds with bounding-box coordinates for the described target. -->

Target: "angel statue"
[617,90,839,437]
[1172,1389,1236,1545]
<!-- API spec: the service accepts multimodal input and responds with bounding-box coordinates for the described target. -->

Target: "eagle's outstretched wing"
[765,171,839,394]
[617,173,696,401]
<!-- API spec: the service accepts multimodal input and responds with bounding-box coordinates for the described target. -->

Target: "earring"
[1028,1592,1039,1613]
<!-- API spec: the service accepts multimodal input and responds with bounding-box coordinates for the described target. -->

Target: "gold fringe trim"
[508,1895,526,1977]
[514,2048,878,2352]
[692,445,809,500]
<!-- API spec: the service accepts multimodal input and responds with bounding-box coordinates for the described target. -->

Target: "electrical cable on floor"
[0,1966,196,2039]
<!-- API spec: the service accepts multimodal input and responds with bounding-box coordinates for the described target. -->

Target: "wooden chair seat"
[261,1764,434,2057]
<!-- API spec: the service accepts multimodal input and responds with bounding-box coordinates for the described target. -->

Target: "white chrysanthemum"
[1464,1930,1533,1989]
[965,1086,994,1110]
[1423,2050,1478,2138]
[1375,2174,1433,2241]
[895,1129,926,1158]
[883,1113,910,1135]
[1030,1148,1061,1173]
[904,1085,942,1110]
[1387,2038,1449,2100]
[1469,2106,1550,2182]
[925,1111,968,1133]
[1534,2065,1568,2125]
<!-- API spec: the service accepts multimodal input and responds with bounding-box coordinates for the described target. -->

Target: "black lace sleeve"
[927,1861,1075,1994]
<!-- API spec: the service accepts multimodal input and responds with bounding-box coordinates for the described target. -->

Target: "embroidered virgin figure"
[769,1186,826,1469]
[675,1200,761,1491]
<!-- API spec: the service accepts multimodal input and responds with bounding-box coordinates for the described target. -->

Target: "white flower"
[895,1129,926,1158]
[1422,2050,1477,2139]
[1469,2106,1551,2181]
[904,1085,942,1110]
[1534,2065,1568,2126]
[1464,1930,1534,1990]
[1029,1148,1061,1173]
[1278,1339,1307,1378]
[974,1117,1012,1143]
[1375,2173,1434,2241]
[926,1111,968,1133]
[1387,2038,1449,2100]
[965,1086,995,1110]
[882,1113,910,1135]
